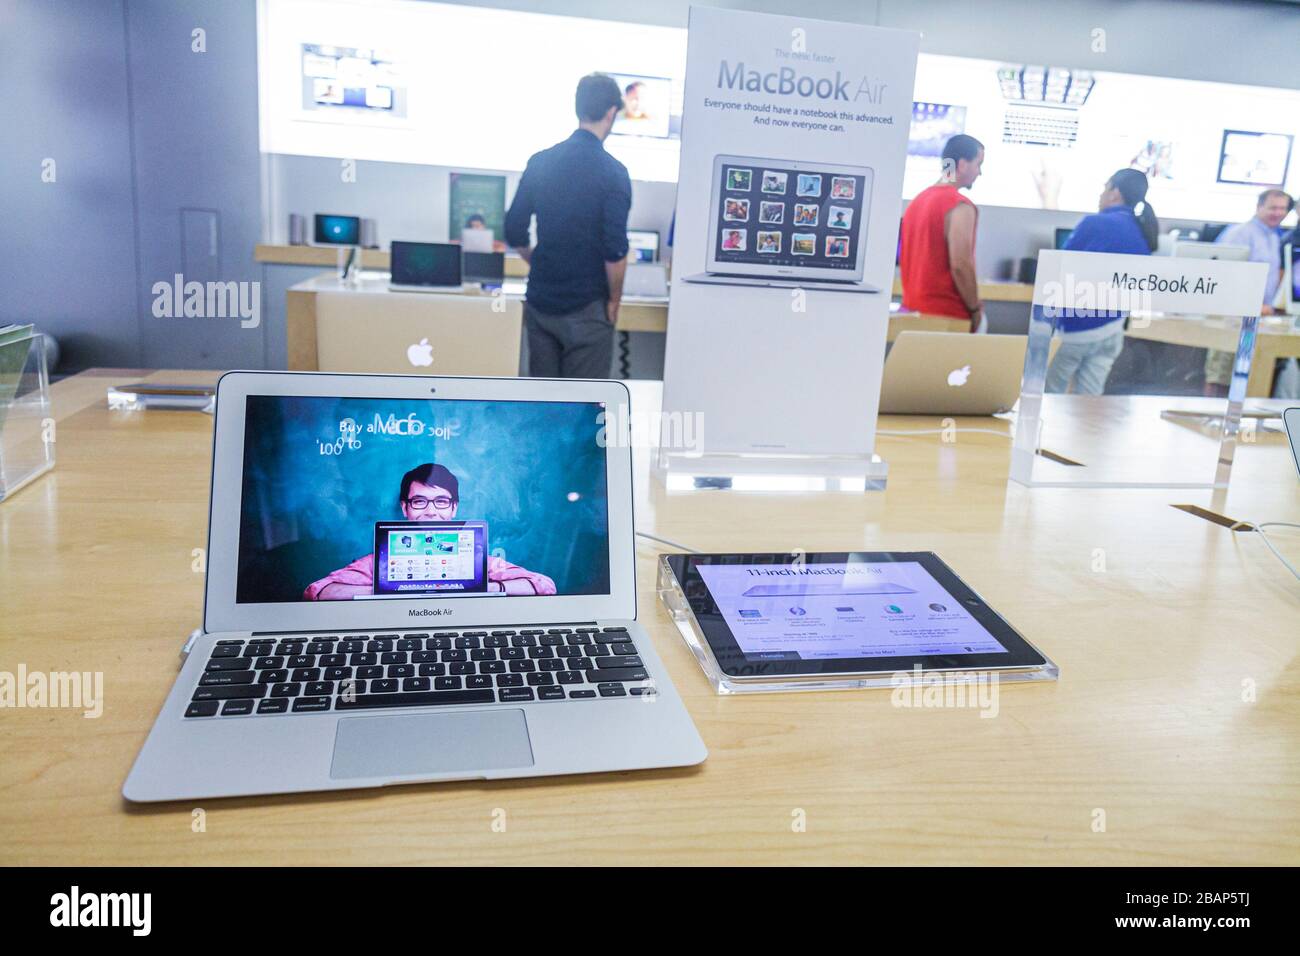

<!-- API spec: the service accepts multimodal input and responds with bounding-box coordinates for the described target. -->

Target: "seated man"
[304,462,556,600]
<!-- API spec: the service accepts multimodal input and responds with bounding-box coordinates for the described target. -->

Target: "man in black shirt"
[505,74,632,378]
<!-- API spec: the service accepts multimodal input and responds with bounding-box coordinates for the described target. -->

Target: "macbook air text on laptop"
[125,372,706,801]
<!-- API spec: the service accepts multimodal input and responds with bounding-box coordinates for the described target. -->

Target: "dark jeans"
[524,299,614,379]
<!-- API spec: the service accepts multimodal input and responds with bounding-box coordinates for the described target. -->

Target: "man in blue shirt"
[505,74,632,378]
[1204,189,1294,395]
[1217,189,1291,310]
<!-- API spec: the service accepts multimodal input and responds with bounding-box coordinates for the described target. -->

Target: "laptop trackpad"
[330,710,534,779]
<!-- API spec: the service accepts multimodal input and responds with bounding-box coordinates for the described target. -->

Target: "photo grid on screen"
[716,163,865,270]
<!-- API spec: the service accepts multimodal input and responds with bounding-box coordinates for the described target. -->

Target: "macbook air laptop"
[627,229,661,263]
[683,154,879,294]
[624,262,669,299]
[460,228,495,254]
[124,372,706,801]
[313,291,521,377]
[463,251,506,286]
[880,331,1040,416]
[389,240,463,292]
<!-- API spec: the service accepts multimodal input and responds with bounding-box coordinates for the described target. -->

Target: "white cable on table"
[1237,521,1300,583]
[635,530,701,554]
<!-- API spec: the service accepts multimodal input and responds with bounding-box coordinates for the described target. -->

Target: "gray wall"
[264,156,677,250]
[0,0,142,368]
[4,0,1297,372]
[1,0,262,372]
[126,0,264,369]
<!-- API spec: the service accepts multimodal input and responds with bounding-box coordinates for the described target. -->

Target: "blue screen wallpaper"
[236,395,610,603]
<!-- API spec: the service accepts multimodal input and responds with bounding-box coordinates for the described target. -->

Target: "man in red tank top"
[900,135,985,329]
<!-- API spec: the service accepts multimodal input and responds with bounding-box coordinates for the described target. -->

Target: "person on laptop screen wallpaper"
[304,463,555,599]
[235,395,610,603]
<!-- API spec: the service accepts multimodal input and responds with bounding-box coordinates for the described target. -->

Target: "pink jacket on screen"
[304,554,557,600]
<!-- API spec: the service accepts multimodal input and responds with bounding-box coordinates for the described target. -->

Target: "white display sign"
[659,7,918,466]
[1032,250,1268,318]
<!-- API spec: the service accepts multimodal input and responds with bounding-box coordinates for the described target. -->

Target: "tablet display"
[669,551,1048,677]
[373,520,487,595]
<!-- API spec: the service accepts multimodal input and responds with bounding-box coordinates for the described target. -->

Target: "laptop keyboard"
[184,627,654,718]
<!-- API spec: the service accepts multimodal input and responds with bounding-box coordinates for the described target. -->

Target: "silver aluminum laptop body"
[879,331,1033,416]
[124,372,706,802]
[387,282,465,294]
[623,263,669,299]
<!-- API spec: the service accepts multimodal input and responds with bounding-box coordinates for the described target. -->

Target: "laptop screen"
[235,395,610,603]
[462,251,505,283]
[391,241,462,286]
[373,521,488,595]
[713,162,867,272]
[315,214,360,245]
[627,230,660,263]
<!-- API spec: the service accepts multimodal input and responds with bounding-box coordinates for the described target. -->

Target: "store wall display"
[258,0,685,183]
[905,57,1300,222]
[258,0,1300,221]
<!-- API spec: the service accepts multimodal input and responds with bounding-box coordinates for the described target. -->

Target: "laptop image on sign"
[880,332,1049,416]
[368,520,491,597]
[389,240,463,292]
[683,154,879,294]
[124,372,706,801]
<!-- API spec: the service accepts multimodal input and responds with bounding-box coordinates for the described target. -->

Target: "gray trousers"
[524,300,614,379]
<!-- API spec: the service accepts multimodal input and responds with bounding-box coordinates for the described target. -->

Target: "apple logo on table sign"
[947,365,971,387]
[407,338,434,367]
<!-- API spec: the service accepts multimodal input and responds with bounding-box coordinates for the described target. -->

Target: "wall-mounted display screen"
[258,0,1300,219]
[300,43,405,117]
[908,102,967,158]
[259,0,684,182]
[606,73,674,139]
[1217,130,1293,186]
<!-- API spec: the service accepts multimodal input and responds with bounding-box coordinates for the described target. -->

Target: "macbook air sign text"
[717,61,888,104]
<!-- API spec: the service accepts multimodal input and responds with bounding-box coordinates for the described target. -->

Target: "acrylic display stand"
[0,327,54,503]
[1010,250,1268,489]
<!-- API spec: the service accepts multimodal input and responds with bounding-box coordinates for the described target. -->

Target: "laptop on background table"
[880,331,1048,416]
[125,371,706,801]
[389,240,464,292]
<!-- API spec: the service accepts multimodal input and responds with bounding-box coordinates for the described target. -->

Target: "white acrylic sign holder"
[1011,250,1268,489]
[656,7,919,493]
